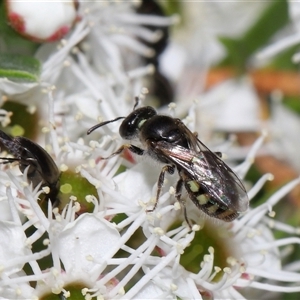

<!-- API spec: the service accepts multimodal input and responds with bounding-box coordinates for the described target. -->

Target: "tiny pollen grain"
[240,265,246,273]
[21,181,29,187]
[89,140,98,149]
[60,164,68,172]
[63,60,70,68]
[176,244,184,255]
[141,87,149,94]
[174,201,181,210]
[227,256,237,266]
[155,211,162,219]
[138,200,147,208]
[43,239,50,246]
[192,224,201,231]
[204,254,212,262]
[15,287,21,296]
[118,288,125,296]
[75,165,81,173]
[153,227,164,236]
[74,202,81,212]
[260,249,268,255]
[85,195,94,203]
[169,186,175,195]
[268,210,276,218]
[52,207,59,214]
[75,112,83,120]
[81,288,88,295]
[72,46,79,54]
[27,105,36,114]
[61,145,69,152]
[168,102,176,109]
[25,238,32,248]
[86,255,94,261]
[41,126,50,133]
[88,159,96,168]
[42,186,50,194]
[223,267,232,274]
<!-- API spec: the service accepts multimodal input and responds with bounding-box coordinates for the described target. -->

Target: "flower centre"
[1,101,39,139]
[180,220,239,281]
[58,170,98,214]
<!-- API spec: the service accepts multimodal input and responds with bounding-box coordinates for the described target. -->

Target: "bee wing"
[14,137,60,187]
[155,140,248,213]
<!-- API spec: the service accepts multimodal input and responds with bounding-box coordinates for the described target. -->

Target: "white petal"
[199,78,261,132]
[58,214,120,274]
[0,221,28,275]
[0,79,38,96]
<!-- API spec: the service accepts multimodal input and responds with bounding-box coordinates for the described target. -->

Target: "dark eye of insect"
[87,102,249,229]
[0,130,60,207]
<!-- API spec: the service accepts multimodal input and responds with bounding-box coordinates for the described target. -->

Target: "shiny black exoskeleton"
[135,0,174,106]
[87,102,248,228]
[0,130,60,206]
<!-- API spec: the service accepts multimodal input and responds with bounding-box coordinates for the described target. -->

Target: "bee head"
[119,106,157,140]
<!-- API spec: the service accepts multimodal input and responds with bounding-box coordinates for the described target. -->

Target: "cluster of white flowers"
[1,1,300,300]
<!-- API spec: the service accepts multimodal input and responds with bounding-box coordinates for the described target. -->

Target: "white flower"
[1,1,300,300]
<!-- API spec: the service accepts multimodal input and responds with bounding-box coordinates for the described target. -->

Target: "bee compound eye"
[119,106,156,140]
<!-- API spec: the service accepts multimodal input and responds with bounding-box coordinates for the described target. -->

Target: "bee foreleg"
[147,164,174,213]
[175,179,192,229]
[0,157,21,165]
[102,144,145,159]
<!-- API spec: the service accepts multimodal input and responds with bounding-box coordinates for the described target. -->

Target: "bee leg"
[102,144,144,159]
[175,179,192,229]
[147,164,175,213]
[0,157,21,164]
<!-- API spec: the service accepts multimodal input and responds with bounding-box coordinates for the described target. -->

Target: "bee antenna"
[87,116,125,135]
[133,96,140,111]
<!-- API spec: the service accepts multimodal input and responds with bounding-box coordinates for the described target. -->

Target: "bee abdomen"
[185,179,239,222]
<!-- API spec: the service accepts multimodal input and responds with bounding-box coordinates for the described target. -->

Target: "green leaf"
[159,0,183,17]
[269,45,300,71]
[283,96,300,114]
[0,53,41,82]
[219,0,289,72]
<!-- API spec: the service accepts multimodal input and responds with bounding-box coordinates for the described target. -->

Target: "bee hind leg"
[175,179,192,229]
[147,164,175,213]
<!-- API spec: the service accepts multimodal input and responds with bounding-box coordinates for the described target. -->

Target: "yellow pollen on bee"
[138,119,147,128]
[192,157,200,163]
[187,180,200,192]
[196,195,208,205]
[207,204,219,214]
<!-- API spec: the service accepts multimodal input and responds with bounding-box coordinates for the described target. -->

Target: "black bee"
[0,130,60,206]
[87,101,248,228]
